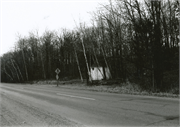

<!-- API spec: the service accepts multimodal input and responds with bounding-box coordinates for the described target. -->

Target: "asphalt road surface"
[0,83,179,126]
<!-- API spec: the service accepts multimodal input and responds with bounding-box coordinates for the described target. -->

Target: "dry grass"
[33,79,179,98]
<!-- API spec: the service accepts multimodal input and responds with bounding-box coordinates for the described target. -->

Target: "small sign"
[55,68,60,74]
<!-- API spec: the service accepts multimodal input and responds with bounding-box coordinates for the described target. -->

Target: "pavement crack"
[120,99,134,101]
[161,104,169,107]
[146,115,179,126]
[165,116,179,120]
[146,119,168,126]
[120,107,165,118]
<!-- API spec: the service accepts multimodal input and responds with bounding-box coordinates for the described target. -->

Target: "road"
[0,83,179,126]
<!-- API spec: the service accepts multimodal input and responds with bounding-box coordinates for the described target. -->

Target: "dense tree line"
[1,0,179,92]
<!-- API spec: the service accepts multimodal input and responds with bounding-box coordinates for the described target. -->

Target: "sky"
[0,0,109,56]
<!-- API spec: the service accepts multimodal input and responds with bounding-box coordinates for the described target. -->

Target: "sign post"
[55,68,60,86]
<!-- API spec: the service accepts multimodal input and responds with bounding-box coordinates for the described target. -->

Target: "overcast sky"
[0,0,109,56]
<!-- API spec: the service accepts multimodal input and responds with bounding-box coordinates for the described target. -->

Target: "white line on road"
[56,93,95,101]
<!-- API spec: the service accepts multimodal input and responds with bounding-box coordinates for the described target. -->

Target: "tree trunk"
[92,46,105,79]
[4,66,13,81]
[22,48,28,81]
[6,64,16,81]
[101,45,112,79]
[40,51,46,79]
[81,37,92,83]
[13,59,24,81]
[74,44,83,82]
[11,59,20,82]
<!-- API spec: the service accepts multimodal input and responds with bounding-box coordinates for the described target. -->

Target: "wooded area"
[1,0,179,92]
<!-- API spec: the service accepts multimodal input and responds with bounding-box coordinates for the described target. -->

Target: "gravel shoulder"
[0,92,82,127]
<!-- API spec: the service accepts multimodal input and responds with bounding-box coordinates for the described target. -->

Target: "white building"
[90,64,111,81]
